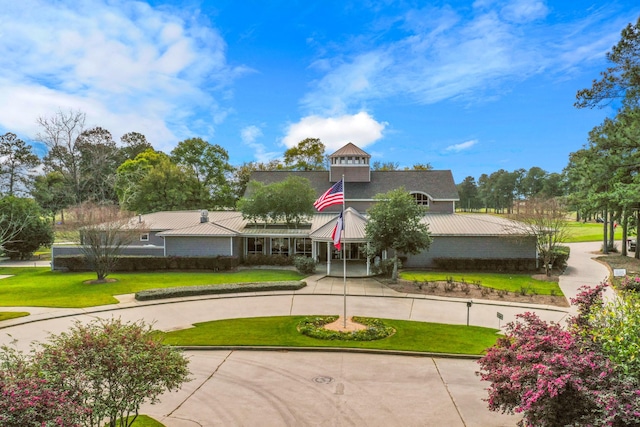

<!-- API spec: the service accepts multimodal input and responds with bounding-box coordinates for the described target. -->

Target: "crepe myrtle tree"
[365,187,432,282]
[68,202,146,282]
[478,284,640,427]
[0,344,87,426]
[0,318,190,427]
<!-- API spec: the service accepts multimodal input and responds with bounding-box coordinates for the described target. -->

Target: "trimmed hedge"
[242,254,294,266]
[432,258,538,271]
[54,255,240,272]
[135,280,306,301]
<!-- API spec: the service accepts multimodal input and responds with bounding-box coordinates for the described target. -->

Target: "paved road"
[0,242,611,426]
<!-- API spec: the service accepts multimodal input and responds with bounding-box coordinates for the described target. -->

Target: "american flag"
[313,179,344,211]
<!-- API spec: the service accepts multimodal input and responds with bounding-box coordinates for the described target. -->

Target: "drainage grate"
[312,376,334,384]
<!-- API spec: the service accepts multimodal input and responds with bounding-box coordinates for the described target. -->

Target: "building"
[52,143,537,274]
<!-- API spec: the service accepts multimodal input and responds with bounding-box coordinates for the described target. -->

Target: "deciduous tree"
[509,197,569,276]
[171,137,234,208]
[37,109,86,204]
[365,187,432,281]
[68,202,145,281]
[238,175,316,227]
[283,138,327,171]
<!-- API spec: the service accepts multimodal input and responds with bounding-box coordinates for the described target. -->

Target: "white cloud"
[445,139,478,152]
[282,112,386,152]
[0,0,244,151]
[500,0,548,23]
[240,125,279,163]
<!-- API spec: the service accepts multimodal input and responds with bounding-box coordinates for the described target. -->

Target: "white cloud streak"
[241,125,280,163]
[446,139,478,152]
[301,1,629,114]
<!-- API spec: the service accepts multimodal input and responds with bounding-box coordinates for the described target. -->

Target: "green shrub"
[293,256,316,274]
[242,254,294,266]
[372,258,401,277]
[297,316,395,341]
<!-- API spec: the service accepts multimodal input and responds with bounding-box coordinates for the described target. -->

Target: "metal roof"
[157,222,238,237]
[423,213,529,236]
[310,207,368,242]
[136,210,528,239]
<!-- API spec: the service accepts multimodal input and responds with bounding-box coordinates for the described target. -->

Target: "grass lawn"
[565,221,618,243]
[399,271,562,296]
[0,268,304,308]
[161,316,500,355]
[0,311,30,321]
[125,415,165,427]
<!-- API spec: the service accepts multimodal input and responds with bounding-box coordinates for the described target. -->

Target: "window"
[294,238,312,257]
[247,237,264,255]
[140,233,149,242]
[271,238,289,256]
[412,193,429,206]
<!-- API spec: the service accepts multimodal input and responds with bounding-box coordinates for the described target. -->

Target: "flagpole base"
[323,316,366,332]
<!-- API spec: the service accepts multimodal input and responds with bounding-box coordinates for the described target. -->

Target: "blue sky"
[0,1,638,183]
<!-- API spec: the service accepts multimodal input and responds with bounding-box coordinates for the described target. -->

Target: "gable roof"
[248,170,459,201]
[310,207,367,242]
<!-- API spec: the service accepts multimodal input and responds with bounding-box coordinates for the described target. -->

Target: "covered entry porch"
[311,208,376,277]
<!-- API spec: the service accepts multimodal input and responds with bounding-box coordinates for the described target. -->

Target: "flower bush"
[618,275,640,292]
[477,283,640,427]
[298,316,395,341]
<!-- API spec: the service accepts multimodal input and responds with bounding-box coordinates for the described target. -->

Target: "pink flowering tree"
[0,345,86,426]
[35,317,191,427]
[478,284,640,426]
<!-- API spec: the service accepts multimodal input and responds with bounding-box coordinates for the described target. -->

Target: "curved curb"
[0,289,570,330]
[173,345,483,360]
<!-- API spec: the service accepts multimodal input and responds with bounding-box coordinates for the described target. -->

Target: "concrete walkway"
[0,242,612,426]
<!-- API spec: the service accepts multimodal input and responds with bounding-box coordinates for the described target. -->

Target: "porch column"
[366,242,370,276]
[326,241,331,275]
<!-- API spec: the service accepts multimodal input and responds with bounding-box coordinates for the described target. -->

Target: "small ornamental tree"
[68,202,146,281]
[35,318,190,427]
[365,187,432,281]
[0,345,86,427]
[478,284,640,427]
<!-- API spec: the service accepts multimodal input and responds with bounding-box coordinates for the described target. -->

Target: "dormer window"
[412,193,430,206]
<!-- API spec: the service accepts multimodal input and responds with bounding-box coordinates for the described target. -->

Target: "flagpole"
[342,175,347,328]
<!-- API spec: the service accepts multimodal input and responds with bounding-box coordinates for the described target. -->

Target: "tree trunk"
[609,212,615,250]
[603,208,608,254]
[636,210,640,260]
[391,255,399,283]
[622,211,628,257]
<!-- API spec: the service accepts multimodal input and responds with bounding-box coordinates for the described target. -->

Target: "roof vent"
[200,210,209,223]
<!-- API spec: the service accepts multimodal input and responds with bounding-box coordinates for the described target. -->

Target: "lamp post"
[466,300,473,326]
